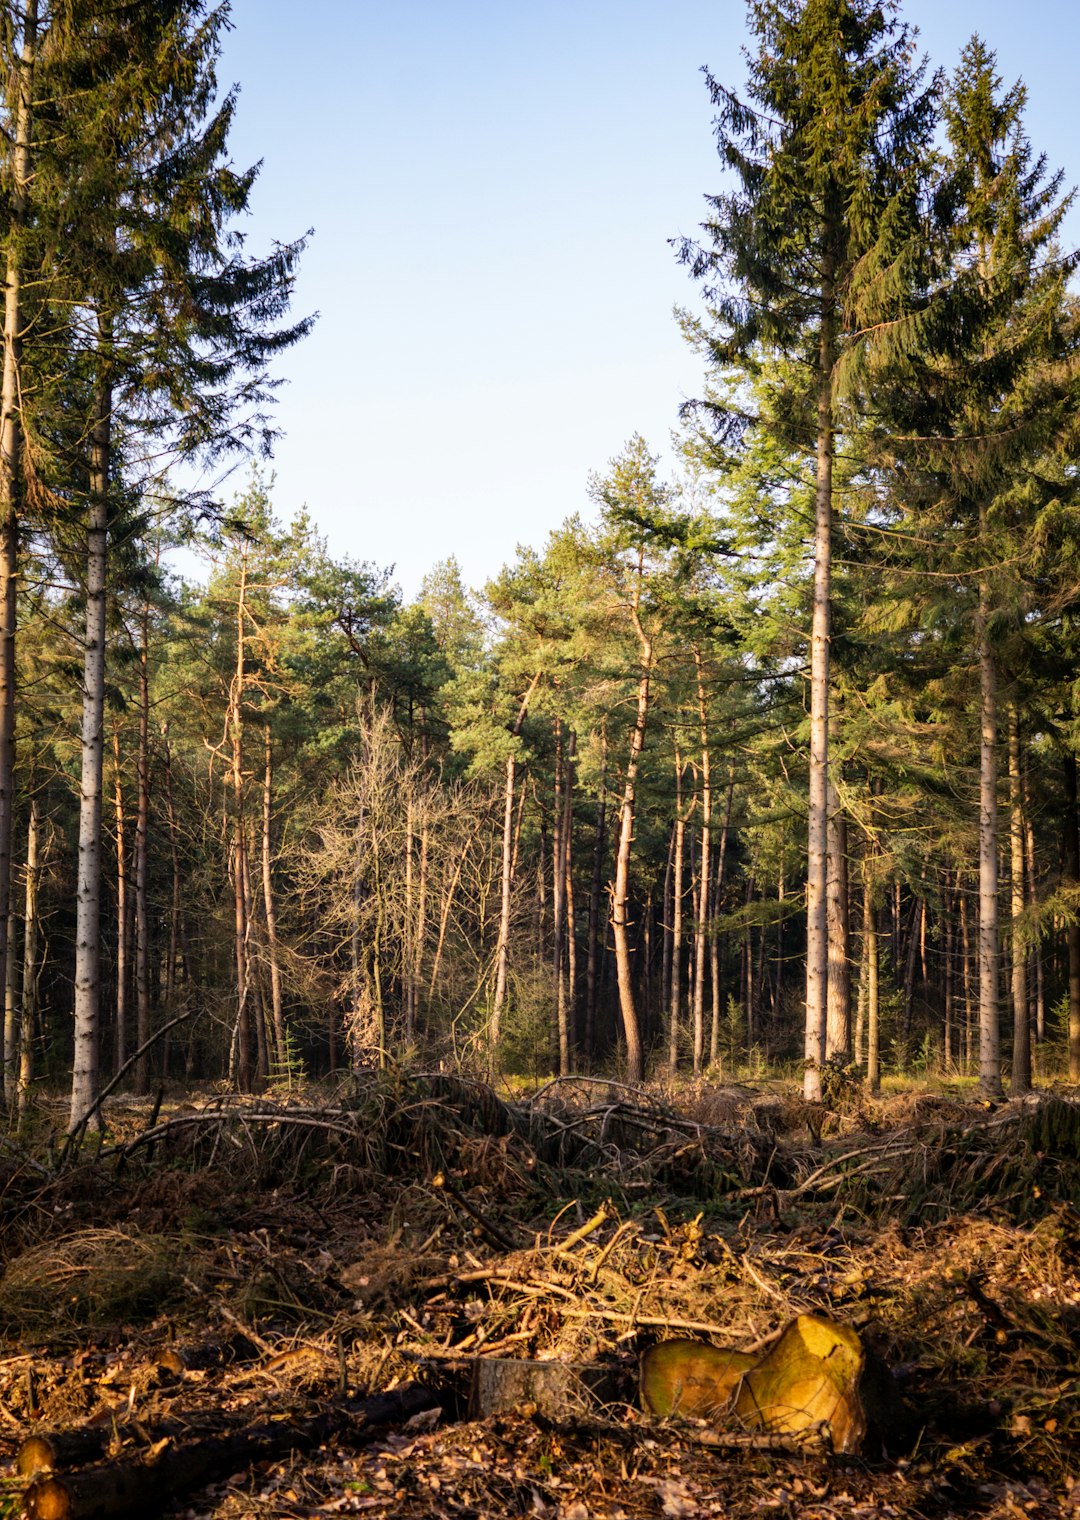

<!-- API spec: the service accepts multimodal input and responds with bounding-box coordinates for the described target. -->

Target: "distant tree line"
[1,0,1079,1129]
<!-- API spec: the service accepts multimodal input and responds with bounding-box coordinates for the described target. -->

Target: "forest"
[1,1,1079,1518]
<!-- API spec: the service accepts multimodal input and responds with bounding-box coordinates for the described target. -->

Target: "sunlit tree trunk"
[804,276,835,1102]
[490,670,541,1062]
[229,546,252,1090]
[585,746,606,1064]
[669,749,686,1070]
[162,729,183,1009]
[16,795,38,1118]
[976,555,1002,1097]
[111,728,129,1074]
[0,1,38,1032]
[825,775,850,1060]
[692,650,711,1077]
[134,604,151,1095]
[70,363,111,1131]
[1063,753,1080,1081]
[1008,706,1030,1092]
[261,721,285,1066]
[3,901,16,1107]
[612,604,653,1085]
[709,764,735,1067]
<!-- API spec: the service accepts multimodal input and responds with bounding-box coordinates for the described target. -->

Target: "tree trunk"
[825,777,850,1060]
[111,729,129,1075]
[959,878,973,1074]
[0,1,38,1040]
[943,868,954,1072]
[1022,802,1043,1046]
[611,608,653,1085]
[1007,705,1030,1092]
[804,270,836,1103]
[866,884,880,1095]
[491,670,541,1062]
[134,604,151,1096]
[585,788,606,1063]
[692,649,712,1076]
[976,564,1002,1097]
[229,546,252,1091]
[709,763,735,1067]
[3,900,16,1107]
[1063,753,1080,1082]
[557,730,575,1072]
[162,730,183,1007]
[669,750,686,1070]
[261,722,285,1067]
[16,794,38,1118]
[69,363,111,1132]
[551,720,570,1073]
[415,822,428,1038]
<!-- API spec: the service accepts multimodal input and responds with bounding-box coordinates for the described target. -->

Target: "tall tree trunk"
[825,776,850,1060]
[709,763,735,1067]
[611,606,653,1084]
[0,0,38,1037]
[661,827,674,1033]
[229,546,252,1091]
[16,793,38,1117]
[669,750,686,1070]
[70,362,111,1131]
[3,899,16,1107]
[134,604,151,1095]
[1007,706,1030,1092]
[1063,753,1080,1082]
[490,670,541,1062]
[111,729,129,1075]
[976,561,1002,1097]
[943,868,954,1072]
[551,720,568,1073]
[585,786,606,1063]
[865,876,880,1095]
[261,722,285,1067]
[805,269,836,1103]
[959,879,973,1074]
[1022,802,1044,1046]
[162,730,182,1008]
[562,732,580,1070]
[415,822,428,1039]
[692,650,711,1076]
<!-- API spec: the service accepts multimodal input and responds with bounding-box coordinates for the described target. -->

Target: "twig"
[682,1421,831,1454]
[431,1173,520,1253]
[547,1203,610,1255]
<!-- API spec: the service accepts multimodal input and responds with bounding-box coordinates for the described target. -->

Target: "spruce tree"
[35,0,312,1128]
[871,38,1078,1095]
[679,0,937,1098]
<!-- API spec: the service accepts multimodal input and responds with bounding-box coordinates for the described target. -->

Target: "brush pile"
[0,1076,1078,1518]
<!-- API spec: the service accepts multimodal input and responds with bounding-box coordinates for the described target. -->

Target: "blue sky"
[206,1,1080,599]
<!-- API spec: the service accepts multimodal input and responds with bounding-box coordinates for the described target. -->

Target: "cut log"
[469,1358,619,1419]
[17,1429,112,1478]
[735,1314,884,1454]
[639,1317,905,1457]
[640,1341,756,1420]
[21,1383,439,1520]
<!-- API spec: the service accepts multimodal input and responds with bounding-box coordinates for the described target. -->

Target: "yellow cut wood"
[640,1339,756,1420]
[735,1313,866,1453]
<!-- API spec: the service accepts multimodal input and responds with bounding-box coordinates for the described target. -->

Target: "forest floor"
[0,1072,1079,1519]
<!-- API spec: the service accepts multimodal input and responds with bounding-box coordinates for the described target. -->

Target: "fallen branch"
[21,1383,439,1520]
